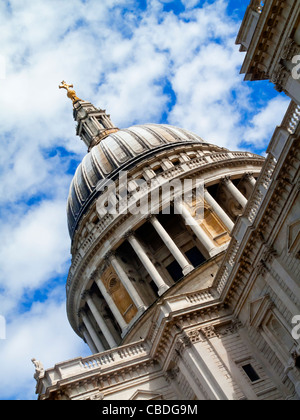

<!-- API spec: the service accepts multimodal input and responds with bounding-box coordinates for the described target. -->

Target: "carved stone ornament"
[187,329,203,344]
[201,325,218,339]
[257,260,268,276]
[215,320,243,337]
[262,244,278,263]
[271,65,290,92]
[123,229,135,239]
[32,358,45,381]
[104,250,116,261]
[221,175,231,185]
[281,38,300,61]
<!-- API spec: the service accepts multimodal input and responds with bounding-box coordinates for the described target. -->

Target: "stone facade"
[236,0,300,104]
[34,3,300,400]
[35,100,300,400]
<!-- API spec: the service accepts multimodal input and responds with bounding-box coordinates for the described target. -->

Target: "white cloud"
[181,0,200,8]
[0,200,71,318]
[243,96,291,148]
[0,289,89,400]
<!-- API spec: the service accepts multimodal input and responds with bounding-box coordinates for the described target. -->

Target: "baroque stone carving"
[201,326,218,339]
[281,38,300,61]
[271,65,290,92]
[32,359,45,381]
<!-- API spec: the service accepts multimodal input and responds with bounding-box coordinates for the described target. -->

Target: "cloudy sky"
[0,0,290,400]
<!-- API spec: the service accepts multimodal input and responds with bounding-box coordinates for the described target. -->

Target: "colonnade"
[79,174,256,353]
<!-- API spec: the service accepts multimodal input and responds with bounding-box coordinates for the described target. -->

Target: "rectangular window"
[242,364,260,382]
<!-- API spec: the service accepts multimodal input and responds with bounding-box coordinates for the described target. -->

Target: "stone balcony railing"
[281,101,300,135]
[36,340,149,395]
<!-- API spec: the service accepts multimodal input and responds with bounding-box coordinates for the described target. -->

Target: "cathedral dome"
[67,123,209,238]
[62,88,264,356]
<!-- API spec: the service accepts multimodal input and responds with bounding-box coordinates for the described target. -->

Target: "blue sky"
[0,0,290,400]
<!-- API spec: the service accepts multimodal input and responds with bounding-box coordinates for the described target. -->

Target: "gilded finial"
[59,80,81,103]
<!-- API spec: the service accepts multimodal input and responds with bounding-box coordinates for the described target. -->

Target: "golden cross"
[59,80,81,103]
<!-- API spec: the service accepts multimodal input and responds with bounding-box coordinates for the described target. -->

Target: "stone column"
[107,252,146,312]
[179,337,228,400]
[149,216,194,275]
[81,311,105,353]
[245,173,256,187]
[85,294,118,349]
[222,177,247,208]
[126,232,169,296]
[95,278,128,331]
[174,201,217,256]
[204,189,234,231]
[81,325,98,354]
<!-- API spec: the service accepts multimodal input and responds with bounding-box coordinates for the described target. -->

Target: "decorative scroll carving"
[281,38,300,61]
[271,65,290,92]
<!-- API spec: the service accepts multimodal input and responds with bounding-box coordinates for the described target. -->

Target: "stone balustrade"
[186,290,215,304]
[38,340,149,392]
[281,101,300,135]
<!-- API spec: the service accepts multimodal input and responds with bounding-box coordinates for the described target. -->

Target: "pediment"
[249,295,273,328]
